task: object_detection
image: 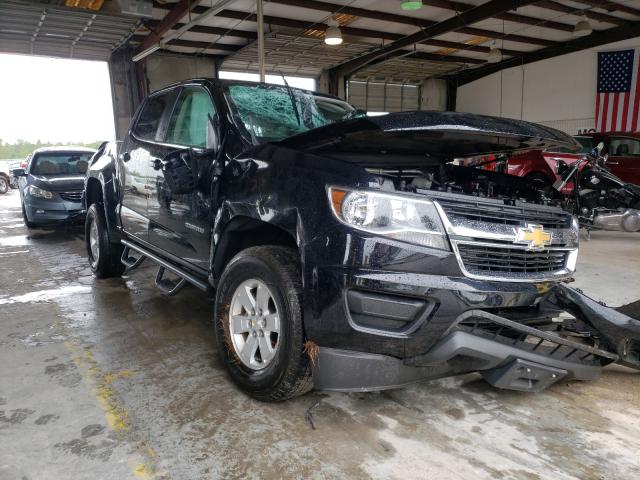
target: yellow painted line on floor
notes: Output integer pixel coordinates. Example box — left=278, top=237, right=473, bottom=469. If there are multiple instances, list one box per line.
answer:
left=64, top=340, right=169, bottom=479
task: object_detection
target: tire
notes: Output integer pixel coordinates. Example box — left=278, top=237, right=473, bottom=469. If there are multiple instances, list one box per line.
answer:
left=21, top=203, right=36, bottom=229
left=526, top=172, right=552, bottom=187
left=0, top=176, right=8, bottom=195
left=85, top=203, right=125, bottom=278
left=214, top=246, right=313, bottom=402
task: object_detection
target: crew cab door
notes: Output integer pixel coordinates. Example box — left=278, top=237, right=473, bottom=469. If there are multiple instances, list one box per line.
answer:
left=606, top=136, right=640, bottom=185
left=120, top=88, right=178, bottom=242
left=147, top=85, right=218, bottom=270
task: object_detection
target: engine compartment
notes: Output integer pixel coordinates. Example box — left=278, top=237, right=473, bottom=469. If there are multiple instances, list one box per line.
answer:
left=367, top=163, right=563, bottom=207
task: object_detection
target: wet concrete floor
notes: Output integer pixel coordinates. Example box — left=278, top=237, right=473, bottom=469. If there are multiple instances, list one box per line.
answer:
left=0, top=190, right=639, bottom=479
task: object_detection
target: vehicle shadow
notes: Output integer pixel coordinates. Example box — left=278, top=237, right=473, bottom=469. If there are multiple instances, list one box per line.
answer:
left=25, top=225, right=84, bottom=244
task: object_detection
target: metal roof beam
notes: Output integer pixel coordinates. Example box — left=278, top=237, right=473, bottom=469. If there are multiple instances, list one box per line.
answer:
left=576, top=0, right=640, bottom=18
left=141, top=0, right=202, bottom=52
left=152, top=1, right=559, bottom=47
left=451, top=21, right=640, bottom=86
left=536, top=1, right=628, bottom=26
left=146, top=13, right=525, bottom=56
left=330, top=0, right=541, bottom=77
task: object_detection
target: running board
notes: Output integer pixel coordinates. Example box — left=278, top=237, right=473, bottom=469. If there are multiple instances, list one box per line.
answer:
left=120, top=239, right=209, bottom=293
left=121, top=245, right=145, bottom=271
left=155, top=266, right=187, bottom=296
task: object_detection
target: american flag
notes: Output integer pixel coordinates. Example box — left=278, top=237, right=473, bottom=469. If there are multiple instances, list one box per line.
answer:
left=596, top=49, right=640, bottom=132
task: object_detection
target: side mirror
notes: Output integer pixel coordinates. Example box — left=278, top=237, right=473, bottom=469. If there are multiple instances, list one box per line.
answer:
left=12, top=168, right=26, bottom=177
left=162, top=149, right=195, bottom=194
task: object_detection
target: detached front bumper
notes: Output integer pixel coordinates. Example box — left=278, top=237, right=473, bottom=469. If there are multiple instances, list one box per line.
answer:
left=23, top=196, right=85, bottom=224
left=313, top=285, right=640, bottom=393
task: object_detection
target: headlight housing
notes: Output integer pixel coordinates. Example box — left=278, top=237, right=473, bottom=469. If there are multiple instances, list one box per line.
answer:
left=328, top=186, right=450, bottom=250
left=27, top=185, right=54, bottom=199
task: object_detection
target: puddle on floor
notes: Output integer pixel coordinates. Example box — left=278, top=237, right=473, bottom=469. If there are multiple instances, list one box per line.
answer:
left=0, top=285, right=91, bottom=305
left=0, top=235, right=30, bottom=247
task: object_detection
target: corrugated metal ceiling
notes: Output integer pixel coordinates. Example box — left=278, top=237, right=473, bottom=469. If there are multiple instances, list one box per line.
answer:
left=0, top=0, right=140, bottom=61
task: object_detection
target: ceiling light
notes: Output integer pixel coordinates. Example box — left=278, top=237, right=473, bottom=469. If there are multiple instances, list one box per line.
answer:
left=573, top=14, right=592, bottom=37
left=325, top=18, right=343, bottom=45
left=400, top=1, right=422, bottom=10
left=487, top=42, right=502, bottom=63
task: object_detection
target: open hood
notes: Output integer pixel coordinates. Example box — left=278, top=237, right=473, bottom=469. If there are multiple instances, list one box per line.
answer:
left=277, top=111, right=580, bottom=164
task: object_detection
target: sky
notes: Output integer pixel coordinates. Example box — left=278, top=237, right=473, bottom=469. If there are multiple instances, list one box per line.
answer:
left=0, top=54, right=319, bottom=146
left=0, top=54, right=115, bottom=145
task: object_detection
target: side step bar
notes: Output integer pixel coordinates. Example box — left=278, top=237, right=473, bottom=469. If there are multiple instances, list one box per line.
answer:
left=121, top=239, right=209, bottom=294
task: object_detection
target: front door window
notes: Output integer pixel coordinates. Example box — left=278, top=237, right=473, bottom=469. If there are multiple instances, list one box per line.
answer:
left=165, top=87, right=217, bottom=148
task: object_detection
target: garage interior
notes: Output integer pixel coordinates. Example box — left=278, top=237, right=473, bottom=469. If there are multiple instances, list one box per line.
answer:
left=1, top=1, right=640, bottom=479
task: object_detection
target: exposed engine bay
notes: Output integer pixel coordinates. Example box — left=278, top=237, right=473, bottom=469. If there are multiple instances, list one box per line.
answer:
left=368, top=163, right=562, bottom=206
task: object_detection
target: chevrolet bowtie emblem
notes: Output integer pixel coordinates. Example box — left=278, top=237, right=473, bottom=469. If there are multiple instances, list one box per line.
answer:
left=516, top=224, right=552, bottom=250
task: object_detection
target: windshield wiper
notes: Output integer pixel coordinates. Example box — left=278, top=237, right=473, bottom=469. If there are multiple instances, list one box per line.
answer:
left=279, top=72, right=301, bottom=127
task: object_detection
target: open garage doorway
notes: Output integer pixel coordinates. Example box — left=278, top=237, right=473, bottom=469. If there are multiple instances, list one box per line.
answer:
left=0, top=54, right=115, bottom=159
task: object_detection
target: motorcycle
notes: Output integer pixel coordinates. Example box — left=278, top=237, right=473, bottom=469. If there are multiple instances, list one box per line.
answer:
left=553, top=142, right=640, bottom=233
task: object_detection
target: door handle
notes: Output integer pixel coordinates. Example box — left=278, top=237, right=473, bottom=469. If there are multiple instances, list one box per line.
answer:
left=119, top=152, right=131, bottom=162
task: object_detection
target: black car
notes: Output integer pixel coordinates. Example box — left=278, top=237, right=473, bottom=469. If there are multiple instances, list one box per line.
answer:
left=14, top=146, right=95, bottom=227
left=85, top=79, right=640, bottom=401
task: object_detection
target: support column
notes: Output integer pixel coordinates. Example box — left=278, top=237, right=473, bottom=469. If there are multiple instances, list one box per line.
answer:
left=420, top=78, right=447, bottom=111
left=256, top=0, right=265, bottom=82
left=108, top=47, right=142, bottom=142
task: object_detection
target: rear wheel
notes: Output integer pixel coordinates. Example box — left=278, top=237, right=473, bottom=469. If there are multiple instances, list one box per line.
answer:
left=214, top=246, right=313, bottom=402
left=85, top=203, right=125, bottom=278
left=0, top=176, right=8, bottom=194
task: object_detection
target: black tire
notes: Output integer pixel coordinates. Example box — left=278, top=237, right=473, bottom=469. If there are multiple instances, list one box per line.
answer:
left=0, top=175, right=8, bottom=195
left=526, top=172, right=552, bottom=187
left=214, top=246, right=313, bottom=402
left=21, top=203, right=36, bottom=229
left=85, top=203, right=125, bottom=278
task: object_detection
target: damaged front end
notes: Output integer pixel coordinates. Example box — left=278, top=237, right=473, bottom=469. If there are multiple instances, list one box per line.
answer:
left=314, top=286, right=640, bottom=393
left=408, top=285, right=640, bottom=392
left=286, top=111, right=640, bottom=393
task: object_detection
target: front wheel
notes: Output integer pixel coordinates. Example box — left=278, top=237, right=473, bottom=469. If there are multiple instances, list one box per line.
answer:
left=0, top=176, right=9, bottom=194
left=214, top=246, right=313, bottom=402
left=85, top=203, right=125, bottom=278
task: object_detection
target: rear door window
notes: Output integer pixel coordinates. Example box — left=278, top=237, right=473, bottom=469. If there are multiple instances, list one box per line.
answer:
left=133, top=91, right=174, bottom=141
left=164, top=86, right=217, bottom=148
left=609, top=137, right=640, bottom=157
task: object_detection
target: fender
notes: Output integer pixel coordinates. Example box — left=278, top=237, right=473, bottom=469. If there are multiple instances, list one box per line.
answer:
left=84, top=142, right=122, bottom=242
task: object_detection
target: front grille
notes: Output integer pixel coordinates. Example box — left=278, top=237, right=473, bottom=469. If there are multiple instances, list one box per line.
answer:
left=59, top=190, right=83, bottom=202
left=457, top=243, right=568, bottom=275
left=434, top=195, right=570, bottom=229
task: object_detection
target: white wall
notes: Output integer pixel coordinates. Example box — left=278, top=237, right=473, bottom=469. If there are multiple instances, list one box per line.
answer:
left=457, top=38, right=640, bottom=134
left=145, top=53, right=217, bottom=92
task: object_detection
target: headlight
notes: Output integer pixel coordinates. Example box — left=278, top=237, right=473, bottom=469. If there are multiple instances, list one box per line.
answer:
left=328, top=187, right=450, bottom=250
left=27, top=185, right=54, bottom=199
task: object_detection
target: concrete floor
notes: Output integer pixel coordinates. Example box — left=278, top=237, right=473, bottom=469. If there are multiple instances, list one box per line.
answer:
left=0, top=189, right=639, bottom=480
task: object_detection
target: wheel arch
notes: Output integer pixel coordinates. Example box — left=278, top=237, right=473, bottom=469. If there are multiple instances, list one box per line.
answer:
left=84, top=175, right=121, bottom=242
left=210, top=215, right=299, bottom=288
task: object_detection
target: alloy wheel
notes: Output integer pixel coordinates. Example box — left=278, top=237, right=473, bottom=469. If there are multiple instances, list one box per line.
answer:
left=228, top=279, right=281, bottom=370
left=89, top=216, right=100, bottom=267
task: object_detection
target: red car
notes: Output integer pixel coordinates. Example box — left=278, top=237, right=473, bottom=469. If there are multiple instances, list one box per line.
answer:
left=503, top=133, right=640, bottom=186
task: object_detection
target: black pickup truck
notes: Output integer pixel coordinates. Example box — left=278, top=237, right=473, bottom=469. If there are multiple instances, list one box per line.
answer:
left=85, top=79, right=640, bottom=401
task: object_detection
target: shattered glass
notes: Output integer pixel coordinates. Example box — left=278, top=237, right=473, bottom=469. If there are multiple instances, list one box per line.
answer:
left=225, top=84, right=354, bottom=143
